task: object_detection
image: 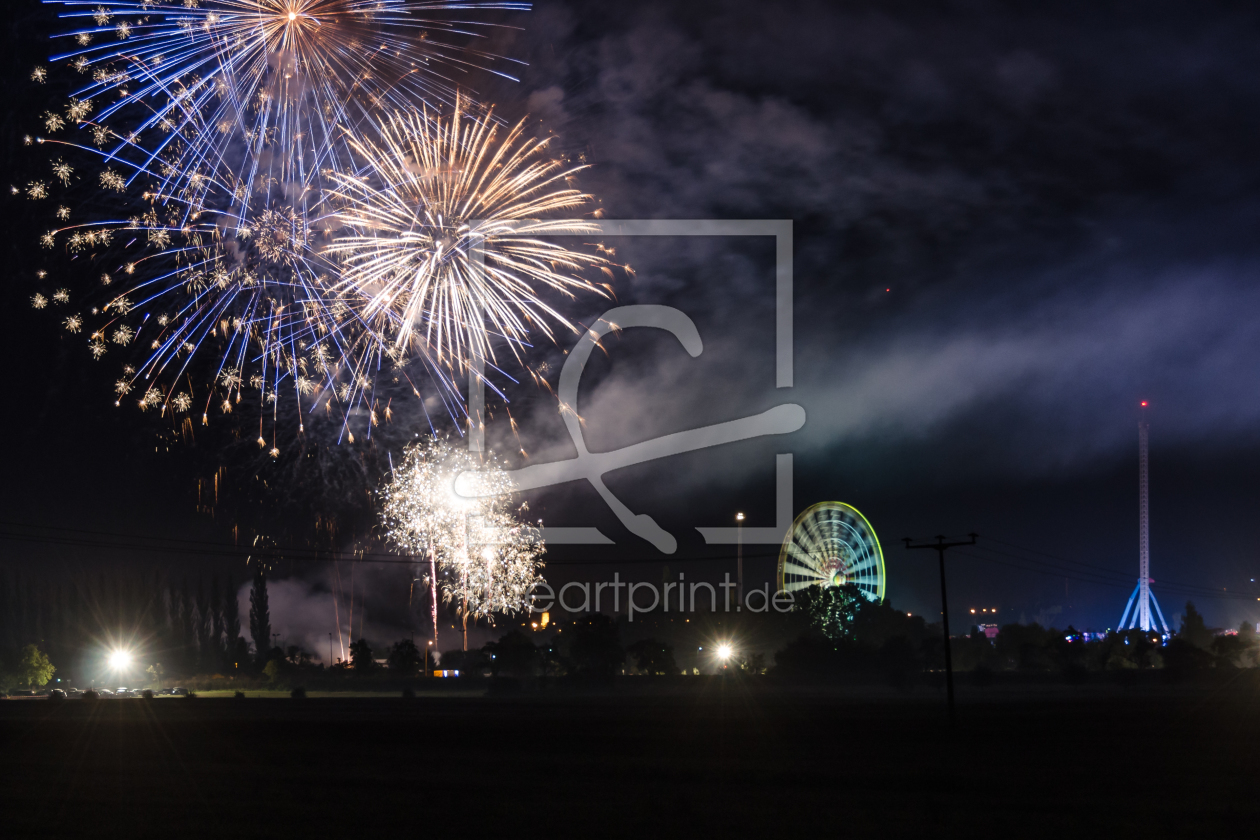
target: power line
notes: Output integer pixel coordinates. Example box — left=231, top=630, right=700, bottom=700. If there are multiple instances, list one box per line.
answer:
left=979, top=534, right=1257, bottom=600
left=0, top=521, right=779, bottom=566
left=954, top=546, right=1258, bottom=603
left=3, top=519, right=1255, bottom=603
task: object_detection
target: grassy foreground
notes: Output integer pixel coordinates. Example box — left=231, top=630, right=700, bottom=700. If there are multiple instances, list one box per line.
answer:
left=190, top=689, right=484, bottom=699
left=4, top=679, right=1258, bottom=838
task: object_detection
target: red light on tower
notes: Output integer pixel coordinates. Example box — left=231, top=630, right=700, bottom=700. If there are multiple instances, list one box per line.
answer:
left=1140, top=401, right=1148, bottom=407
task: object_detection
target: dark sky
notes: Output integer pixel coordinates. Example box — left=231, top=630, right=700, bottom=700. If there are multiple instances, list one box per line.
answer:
left=3, top=0, right=1260, bottom=644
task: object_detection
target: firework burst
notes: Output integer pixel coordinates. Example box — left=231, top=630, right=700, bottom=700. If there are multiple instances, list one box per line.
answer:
left=381, top=435, right=544, bottom=648
left=26, top=2, right=616, bottom=470
left=325, top=99, right=614, bottom=372
left=46, top=0, right=528, bottom=201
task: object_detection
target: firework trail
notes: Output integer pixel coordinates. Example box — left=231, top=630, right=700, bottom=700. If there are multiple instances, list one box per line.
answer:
left=324, top=98, right=616, bottom=373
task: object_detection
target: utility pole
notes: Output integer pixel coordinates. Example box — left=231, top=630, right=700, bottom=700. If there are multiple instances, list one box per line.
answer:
left=736, top=512, right=745, bottom=610
left=903, top=533, right=977, bottom=726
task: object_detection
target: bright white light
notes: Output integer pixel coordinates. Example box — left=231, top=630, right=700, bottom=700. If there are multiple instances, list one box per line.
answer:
left=108, top=650, right=132, bottom=670
left=716, top=644, right=732, bottom=660
left=288, top=11, right=297, bottom=21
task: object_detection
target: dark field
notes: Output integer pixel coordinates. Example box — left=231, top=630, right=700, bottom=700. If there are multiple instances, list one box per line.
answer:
left=4, top=679, right=1260, bottom=839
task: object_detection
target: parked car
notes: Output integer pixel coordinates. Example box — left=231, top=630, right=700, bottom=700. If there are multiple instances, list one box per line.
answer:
left=170, top=687, right=189, bottom=696
left=48, top=689, right=67, bottom=700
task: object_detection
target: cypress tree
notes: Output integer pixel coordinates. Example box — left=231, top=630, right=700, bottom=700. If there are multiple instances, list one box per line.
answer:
left=195, top=577, right=211, bottom=671
left=180, top=578, right=195, bottom=671
left=148, top=569, right=166, bottom=644
left=249, top=565, right=270, bottom=663
left=223, top=573, right=241, bottom=670
left=209, top=574, right=224, bottom=664
left=0, top=571, right=13, bottom=653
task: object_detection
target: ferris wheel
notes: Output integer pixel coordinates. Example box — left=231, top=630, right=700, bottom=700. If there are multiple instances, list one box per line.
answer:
left=776, top=502, right=886, bottom=603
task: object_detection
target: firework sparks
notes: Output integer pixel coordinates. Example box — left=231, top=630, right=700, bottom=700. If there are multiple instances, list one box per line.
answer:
left=380, top=435, right=545, bottom=649
left=326, top=100, right=613, bottom=371
left=44, top=0, right=528, bottom=202
left=27, top=1, right=545, bottom=450
left=27, top=0, right=615, bottom=468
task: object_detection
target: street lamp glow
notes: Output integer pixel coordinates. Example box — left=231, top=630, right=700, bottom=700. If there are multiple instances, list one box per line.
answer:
left=716, top=644, right=732, bottom=660
left=108, top=649, right=132, bottom=670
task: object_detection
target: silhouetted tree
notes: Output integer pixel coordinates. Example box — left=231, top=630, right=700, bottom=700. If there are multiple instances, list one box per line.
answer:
left=627, top=638, right=678, bottom=675
left=249, top=566, right=270, bottom=663
left=567, top=614, right=624, bottom=679
left=349, top=638, right=376, bottom=674
left=772, top=632, right=849, bottom=677
left=195, top=577, right=211, bottom=672
left=209, top=574, right=224, bottom=665
left=150, top=570, right=170, bottom=653
left=440, top=647, right=488, bottom=675
left=386, top=639, right=424, bottom=677
left=223, top=573, right=241, bottom=668
left=0, top=572, right=13, bottom=653
left=179, top=578, right=195, bottom=671
left=166, top=580, right=180, bottom=653
left=484, top=632, right=539, bottom=678
left=1179, top=601, right=1213, bottom=650
left=995, top=623, right=1053, bottom=670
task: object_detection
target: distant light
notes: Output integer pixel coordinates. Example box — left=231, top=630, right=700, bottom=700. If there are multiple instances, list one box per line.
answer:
left=716, top=644, right=732, bottom=660
left=108, top=650, right=132, bottom=670
left=735, top=512, right=745, bottom=521
left=1140, top=401, right=1148, bottom=407
left=288, top=11, right=297, bottom=20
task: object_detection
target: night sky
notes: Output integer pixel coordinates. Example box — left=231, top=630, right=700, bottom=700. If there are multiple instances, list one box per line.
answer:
left=4, top=0, right=1260, bottom=650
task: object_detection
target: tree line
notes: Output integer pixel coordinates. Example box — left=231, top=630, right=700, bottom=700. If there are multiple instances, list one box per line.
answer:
left=0, top=564, right=279, bottom=686
left=774, top=584, right=1260, bottom=682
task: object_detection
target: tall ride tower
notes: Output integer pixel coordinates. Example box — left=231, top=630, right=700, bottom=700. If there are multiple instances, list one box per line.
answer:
left=1118, top=403, right=1170, bottom=634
